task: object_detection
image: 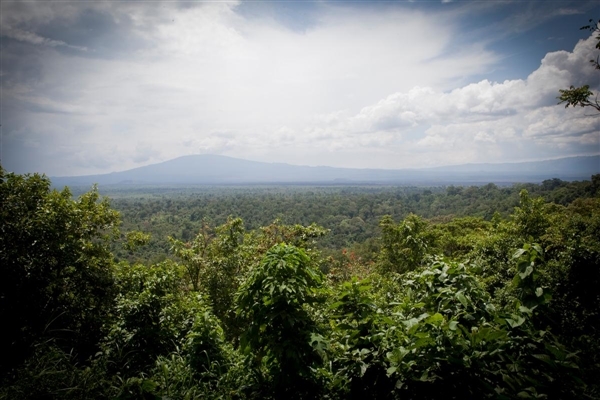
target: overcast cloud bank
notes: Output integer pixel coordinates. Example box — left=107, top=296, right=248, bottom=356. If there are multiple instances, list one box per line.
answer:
left=1, top=1, right=598, bottom=175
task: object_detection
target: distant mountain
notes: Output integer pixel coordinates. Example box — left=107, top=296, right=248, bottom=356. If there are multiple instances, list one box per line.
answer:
left=50, top=154, right=600, bottom=187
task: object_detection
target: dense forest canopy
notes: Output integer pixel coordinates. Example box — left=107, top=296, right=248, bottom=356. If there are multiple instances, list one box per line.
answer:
left=2, top=165, right=600, bottom=399
left=101, top=178, right=599, bottom=264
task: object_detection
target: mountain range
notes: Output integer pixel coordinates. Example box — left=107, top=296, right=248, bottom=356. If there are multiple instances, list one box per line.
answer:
left=50, top=154, right=600, bottom=187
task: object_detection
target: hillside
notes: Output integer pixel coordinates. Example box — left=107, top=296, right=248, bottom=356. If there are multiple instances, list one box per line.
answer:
left=50, top=154, right=600, bottom=187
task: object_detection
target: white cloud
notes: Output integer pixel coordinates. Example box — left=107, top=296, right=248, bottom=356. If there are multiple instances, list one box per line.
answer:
left=3, top=27, right=87, bottom=50
left=299, top=33, right=600, bottom=166
left=3, top=2, right=599, bottom=175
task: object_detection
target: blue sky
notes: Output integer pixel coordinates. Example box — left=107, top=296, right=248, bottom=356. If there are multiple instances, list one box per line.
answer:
left=1, top=0, right=599, bottom=176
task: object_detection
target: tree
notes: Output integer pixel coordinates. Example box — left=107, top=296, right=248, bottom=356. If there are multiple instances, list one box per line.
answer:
left=169, top=219, right=213, bottom=292
left=378, top=214, right=433, bottom=273
left=0, top=167, right=120, bottom=372
left=558, top=19, right=600, bottom=112
left=235, top=244, right=323, bottom=398
left=101, top=261, right=209, bottom=376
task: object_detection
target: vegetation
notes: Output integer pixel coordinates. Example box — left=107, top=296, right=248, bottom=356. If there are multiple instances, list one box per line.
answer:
left=102, top=179, right=599, bottom=265
left=558, top=18, right=600, bottom=112
left=1, top=164, right=600, bottom=399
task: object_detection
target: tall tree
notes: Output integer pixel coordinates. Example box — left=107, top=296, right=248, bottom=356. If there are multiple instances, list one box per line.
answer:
left=0, top=167, right=120, bottom=372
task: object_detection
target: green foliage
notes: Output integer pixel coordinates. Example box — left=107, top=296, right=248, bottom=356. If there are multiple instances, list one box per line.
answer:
left=2, top=168, right=599, bottom=398
left=558, top=84, right=599, bottom=111
left=0, top=167, right=120, bottom=373
left=395, top=259, right=580, bottom=398
left=101, top=261, right=205, bottom=376
left=141, top=309, right=237, bottom=400
left=512, top=190, right=550, bottom=240
left=185, top=308, right=228, bottom=377
left=124, top=230, right=151, bottom=252
left=0, top=342, right=111, bottom=400
left=430, top=216, right=492, bottom=259
left=379, top=214, right=433, bottom=273
left=169, top=219, right=214, bottom=292
left=256, top=219, right=329, bottom=250
left=108, top=179, right=598, bottom=263
left=236, top=244, right=324, bottom=398
left=558, top=19, right=600, bottom=112
left=533, top=198, right=600, bottom=396
left=169, top=217, right=248, bottom=339
left=324, top=257, right=583, bottom=399
left=511, top=243, right=551, bottom=309
left=326, top=278, right=394, bottom=397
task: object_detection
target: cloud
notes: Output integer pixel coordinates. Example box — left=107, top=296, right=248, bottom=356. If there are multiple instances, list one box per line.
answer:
left=3, top=27, right=87, bottom=51
left=133, top=142, right=161, bottom=163
left=2, top=1, right=598, bottom=175
left=299, top=32, right=599, bottom=165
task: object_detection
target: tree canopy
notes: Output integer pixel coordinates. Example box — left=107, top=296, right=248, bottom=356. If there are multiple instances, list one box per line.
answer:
left=2, top=167, right=600, bottom=398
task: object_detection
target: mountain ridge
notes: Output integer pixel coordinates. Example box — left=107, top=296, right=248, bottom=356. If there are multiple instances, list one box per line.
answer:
left=50, top=154, right=600, bottom=187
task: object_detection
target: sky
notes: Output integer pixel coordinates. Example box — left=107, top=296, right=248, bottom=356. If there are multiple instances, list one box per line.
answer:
left=1, top=0, right=599, bottom=176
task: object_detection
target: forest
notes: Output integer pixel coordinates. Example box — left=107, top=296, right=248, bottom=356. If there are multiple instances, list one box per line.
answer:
left=1, top=167, right=600, bottom=399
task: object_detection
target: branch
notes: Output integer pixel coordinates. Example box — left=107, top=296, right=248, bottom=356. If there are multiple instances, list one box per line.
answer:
left=558, top=85, right=600, bottom=112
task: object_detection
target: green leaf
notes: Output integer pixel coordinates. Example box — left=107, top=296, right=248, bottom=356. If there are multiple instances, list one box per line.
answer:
left=330, top=301, right=345, bottom=310
left=519, top=265, right=534, bottom=280
left=426, top=313, right=444, bottom=326
left=506, top=315, right=526, bottom=328
left=519, top=305, right=533, bottom=315
left=403, top=317, right=420, bottom=330
left=532, top=353, right=554, bottom=366
left=456, top=292, right=468, bottom=307
left=513, top=248, right=527, bottom=259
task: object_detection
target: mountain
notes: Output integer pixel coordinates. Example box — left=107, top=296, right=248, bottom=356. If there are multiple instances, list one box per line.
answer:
left=50, top=154, right=600, bottom=187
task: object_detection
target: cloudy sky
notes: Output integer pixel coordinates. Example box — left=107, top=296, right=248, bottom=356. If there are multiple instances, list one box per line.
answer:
left=1, top=0, right=599, bottom=176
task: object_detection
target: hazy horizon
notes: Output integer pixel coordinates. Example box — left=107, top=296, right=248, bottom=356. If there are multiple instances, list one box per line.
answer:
left=51, top=153, right=600, bottom=178
left=2, top=1, right=599, bottom=176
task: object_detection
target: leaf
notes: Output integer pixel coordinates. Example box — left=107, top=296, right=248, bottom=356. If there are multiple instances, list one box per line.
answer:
left=419, top=370, right=431, bottom=382
left=506, top=315, right=526, bottom=328
left=414, top=335, right=435, bottom=348
left=519, top=305, right=532, bottom=315
left=403, top=317, right=420, bottom=330
left=426, top=313, right=444, bottom=325
left=518, top=265, right=534, bottom=280
left=485, top=303, right=497, bottom=314
left=329, top=301, right=345, bottom=310
left=513, top=248, right=527, bottom=259
left=535, top=287, right=543, bottom=297
left=546, top=344, right=566, bottom=361
left=517, top=391, right=533, bottom=398
left=478, top=327, right=507, bottom=342
left=456, top=292, right=468, bottom=307
left=360, top=362, right=368, bottom=377
left=532, top=353, right=554, bottom=366
left=448, top=320, right=459, bottom=331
